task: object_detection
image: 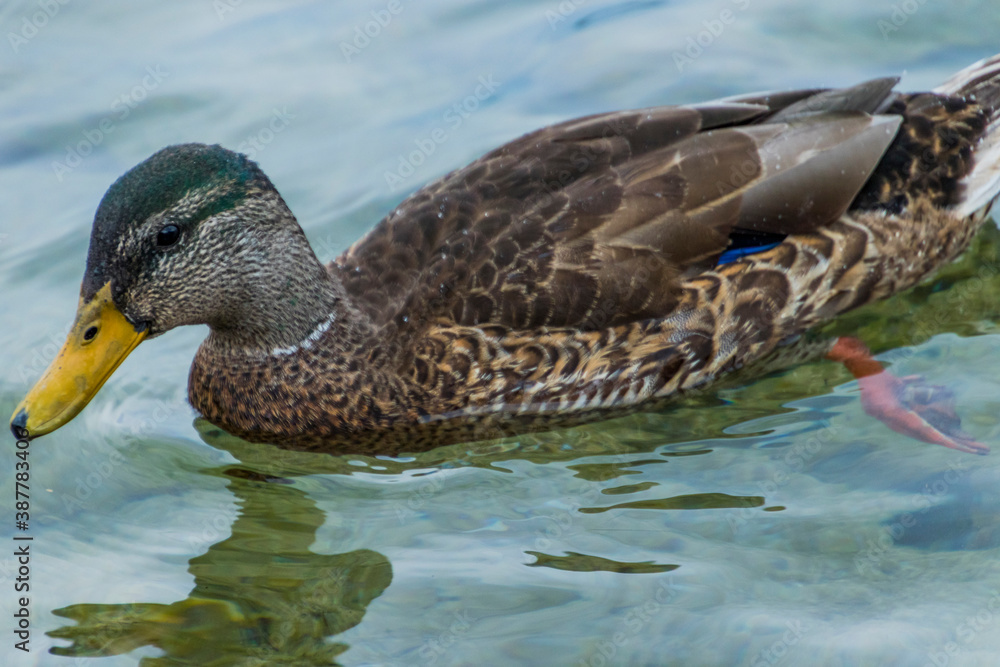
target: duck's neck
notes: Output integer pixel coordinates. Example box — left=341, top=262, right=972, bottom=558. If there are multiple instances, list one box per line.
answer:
left=205, top=225, right=366, bottom=355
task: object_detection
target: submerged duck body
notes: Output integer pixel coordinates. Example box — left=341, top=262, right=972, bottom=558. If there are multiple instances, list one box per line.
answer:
left=11, top=54, right=1000, bottom=451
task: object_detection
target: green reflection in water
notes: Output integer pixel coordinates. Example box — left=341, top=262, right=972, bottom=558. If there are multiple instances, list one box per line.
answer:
left=579, top=493, right=765, bottom=514
left=48, top=471, right=392, bottom=665
left=526, top=551, right=679, bottom=574
left=196, top=417, right=721, bottom=479
left=602, top=481, right=660, bottom=495
left=568, top=459, right=669, bottom=482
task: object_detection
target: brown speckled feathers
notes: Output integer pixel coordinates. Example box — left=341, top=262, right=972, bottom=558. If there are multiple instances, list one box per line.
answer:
left=181, top=55, right=1000, bottom=452
left=334, top=96, right=900, bottom=333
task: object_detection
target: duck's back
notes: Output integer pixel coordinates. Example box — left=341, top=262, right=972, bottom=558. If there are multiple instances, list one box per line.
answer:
left=330, top=68, right=990, bottom=341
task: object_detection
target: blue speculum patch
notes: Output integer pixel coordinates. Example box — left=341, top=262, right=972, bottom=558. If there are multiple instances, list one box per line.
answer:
left=717, top=242, right=782, bottom=265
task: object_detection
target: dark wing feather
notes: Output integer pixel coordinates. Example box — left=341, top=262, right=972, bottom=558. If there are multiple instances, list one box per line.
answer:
left=333, top=84, right=901, bottom=333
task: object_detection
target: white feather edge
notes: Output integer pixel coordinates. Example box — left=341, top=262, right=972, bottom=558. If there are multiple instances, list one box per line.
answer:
left=954, top=119, right=1000, bottom=219
left=933, top=53, right=1000, bottom=96
left=934, top=54, right=1000, bottom=219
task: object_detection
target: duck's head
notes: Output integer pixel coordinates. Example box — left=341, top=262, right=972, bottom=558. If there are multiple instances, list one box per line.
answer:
left=10, top=143, right=333, bottom=440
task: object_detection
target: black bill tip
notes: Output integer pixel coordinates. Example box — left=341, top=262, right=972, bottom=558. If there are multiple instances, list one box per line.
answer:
left=10, top=409, right=29, bottom=440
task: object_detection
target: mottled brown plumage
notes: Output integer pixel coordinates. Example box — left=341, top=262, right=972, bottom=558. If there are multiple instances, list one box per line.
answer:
left=12, top=54, right=1000, bottom=453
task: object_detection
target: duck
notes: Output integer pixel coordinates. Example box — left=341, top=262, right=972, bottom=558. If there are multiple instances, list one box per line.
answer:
left=10, top=53, right=1000, bottom=454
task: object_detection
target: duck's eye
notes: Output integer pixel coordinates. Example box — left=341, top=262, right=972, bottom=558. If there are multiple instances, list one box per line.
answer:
left=156, top=224, right=180, bottom=248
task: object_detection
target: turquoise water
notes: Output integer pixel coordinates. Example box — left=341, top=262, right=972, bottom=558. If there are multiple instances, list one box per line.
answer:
left=2, top=1, right=1000, bottom=664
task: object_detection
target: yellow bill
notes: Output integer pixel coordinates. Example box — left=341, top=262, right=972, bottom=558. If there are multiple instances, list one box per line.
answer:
left=10, top=283, right=146, bottom=439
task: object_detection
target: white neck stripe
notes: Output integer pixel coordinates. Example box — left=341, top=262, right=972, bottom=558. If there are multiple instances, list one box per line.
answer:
left=270, top=311, right=337, bottom=357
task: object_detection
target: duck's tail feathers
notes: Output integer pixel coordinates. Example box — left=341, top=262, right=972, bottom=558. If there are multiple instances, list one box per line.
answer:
left=937, top=53, right=1000, bottom=220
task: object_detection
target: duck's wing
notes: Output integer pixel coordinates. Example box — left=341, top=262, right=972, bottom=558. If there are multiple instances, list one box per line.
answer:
left=333, top=81, right=901, bottom=332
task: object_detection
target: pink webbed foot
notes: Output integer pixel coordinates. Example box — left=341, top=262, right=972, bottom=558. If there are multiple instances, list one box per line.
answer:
left=826, top=338, right=989, bottom=455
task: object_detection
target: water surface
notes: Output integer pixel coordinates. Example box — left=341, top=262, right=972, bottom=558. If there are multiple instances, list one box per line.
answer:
left=2, top=1, right=1000, bottom=665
